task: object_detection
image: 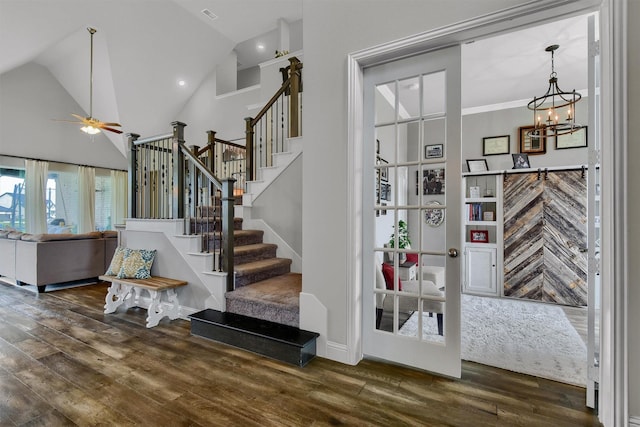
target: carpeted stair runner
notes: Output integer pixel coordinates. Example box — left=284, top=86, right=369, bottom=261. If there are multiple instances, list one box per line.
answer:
left=189, top=209, right=311, bottom=365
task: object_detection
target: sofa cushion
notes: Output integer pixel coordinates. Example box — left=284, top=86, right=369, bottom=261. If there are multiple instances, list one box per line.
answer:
left=102, top=230, right=118, bottom=239
left=117, top=248, right=157, bottom=279
left=20, top=231, right=102, bottom=242
left=105, top=246, right=127, bottom=276
left=7, top=231, right=24, bottom=240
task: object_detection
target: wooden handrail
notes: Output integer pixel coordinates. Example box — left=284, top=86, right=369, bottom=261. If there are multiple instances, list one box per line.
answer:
left=244, top=57, right=303, bottom=183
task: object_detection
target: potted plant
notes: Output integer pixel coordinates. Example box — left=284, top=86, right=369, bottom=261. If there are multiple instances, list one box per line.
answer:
left=389, top=220, right=411, bottom=263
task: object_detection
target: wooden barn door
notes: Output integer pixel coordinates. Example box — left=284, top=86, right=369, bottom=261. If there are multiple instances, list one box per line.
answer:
left=503, top=170, right=587, bottom=306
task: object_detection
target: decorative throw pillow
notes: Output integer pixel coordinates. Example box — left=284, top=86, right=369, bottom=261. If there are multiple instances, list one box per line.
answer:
left=381, top=263, right=402, bottom=291
left=105, top=246, right=127, bottom=276
left=406, top=253, right=419, bottom=264
left=117, top=248, right=157, bottom=279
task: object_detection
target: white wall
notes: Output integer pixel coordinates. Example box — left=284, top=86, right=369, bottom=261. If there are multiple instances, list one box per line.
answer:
left=462, top=101, right=589, bottom=171
left=250, top=154, right=303, bottom=255
left=628, top=0, right=640, bottom=418
left=176, top=55, right=300, bottom=147
left=0, top=62, right=127, bottom=170
left=302, top=0, right=530, bottom=346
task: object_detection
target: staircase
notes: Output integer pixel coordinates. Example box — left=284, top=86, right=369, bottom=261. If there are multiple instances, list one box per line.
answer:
left=190, top=206, right=301, bottom=328
left=189, top=198, right=318, bottom=366
left=127, top=57, right=316, bottom=365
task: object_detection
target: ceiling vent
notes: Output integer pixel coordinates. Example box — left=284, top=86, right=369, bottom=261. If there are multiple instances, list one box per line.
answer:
left=201, top=9, right=218, bottom=21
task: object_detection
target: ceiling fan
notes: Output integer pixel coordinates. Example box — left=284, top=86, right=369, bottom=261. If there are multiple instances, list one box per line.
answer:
left=55, top=27, right=122, bottom=135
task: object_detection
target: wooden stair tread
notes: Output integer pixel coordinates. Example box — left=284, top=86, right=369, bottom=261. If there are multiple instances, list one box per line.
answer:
left=226, top=273, right=301, bottom=306
left=234, top=243, right=278, bottom=254
left=234, top=258, right=292, bottom=276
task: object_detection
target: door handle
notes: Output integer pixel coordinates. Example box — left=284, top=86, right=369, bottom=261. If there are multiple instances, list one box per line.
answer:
left=448, top=248, right=459, bottom=258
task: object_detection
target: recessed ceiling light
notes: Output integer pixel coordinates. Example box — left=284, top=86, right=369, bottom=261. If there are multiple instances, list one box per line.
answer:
left=257, top=43, right=265, bottom=51
left=178, top=80, right=186, bottom=87
left=201, top=9, right=218, bottom=20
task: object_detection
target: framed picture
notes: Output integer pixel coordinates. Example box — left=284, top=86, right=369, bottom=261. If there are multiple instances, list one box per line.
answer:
left=380, top=183, right=391, bottom=201
left=556, top=127, right=588, bottom=149
left=482, top=135, right=510, bottom=156
left=422, top=168, right=445, bottom=195
left=470, top=229, right=489, bottom=243
left=466, top=159, right=489, bottom=173
left=377, top=157, right=389, bottom=182
left=512, top=153, right=530, bottom=169
left=519, top=126, right=547, bottom=155
left=425, top=143, right=444, bottom=159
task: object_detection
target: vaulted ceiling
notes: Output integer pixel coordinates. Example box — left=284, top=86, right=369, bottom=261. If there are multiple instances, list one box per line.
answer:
left=0, top=1, right=590, bottom=157
left=0, top=0, right=302, bottom=154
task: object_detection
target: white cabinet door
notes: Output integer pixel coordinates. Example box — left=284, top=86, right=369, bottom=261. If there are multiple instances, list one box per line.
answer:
left=464, top=246, right=497, bottom=296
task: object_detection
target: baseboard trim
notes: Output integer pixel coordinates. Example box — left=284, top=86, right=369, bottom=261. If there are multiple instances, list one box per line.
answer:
left=326, top=341, right=351, bottom=365
left=629, top=416, right=640, bottom=427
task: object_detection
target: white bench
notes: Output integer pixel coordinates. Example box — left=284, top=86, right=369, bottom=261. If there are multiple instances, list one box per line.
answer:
left=99, top=275, right=187, bottom=328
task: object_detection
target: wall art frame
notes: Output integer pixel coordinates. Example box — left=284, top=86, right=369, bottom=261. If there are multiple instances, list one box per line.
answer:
left=466, top=159, right=489, bottom=173
left=556, top=126, right=588, bottom=149
left=425, top=143, right=444, bottom=159
left=519, top=126, right=547, bottom=155
left=482, top=135, right=510, bottom=156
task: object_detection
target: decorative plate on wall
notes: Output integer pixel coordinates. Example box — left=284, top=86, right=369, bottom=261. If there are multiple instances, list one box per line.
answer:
left=424, top=201, right=445, bottom=227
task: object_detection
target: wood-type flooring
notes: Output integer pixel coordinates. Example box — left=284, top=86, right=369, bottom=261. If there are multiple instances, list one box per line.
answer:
left=0, top=281, right=601, bottom=426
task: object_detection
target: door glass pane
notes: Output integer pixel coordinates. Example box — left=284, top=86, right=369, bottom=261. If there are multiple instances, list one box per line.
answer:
left=375, top=125, right=396, bottom=165
left=423, top=71, right=445, bottom=116
left=398, top=121, right=421, bottom=164
left=375, top=81, right=396, bottom=125
left=423, top=118, right=446, bottom=159
left=398, top=76, right=420, bottom=120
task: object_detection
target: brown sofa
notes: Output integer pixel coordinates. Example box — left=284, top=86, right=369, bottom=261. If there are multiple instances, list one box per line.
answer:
left=0, top=229, right=117, bottom=293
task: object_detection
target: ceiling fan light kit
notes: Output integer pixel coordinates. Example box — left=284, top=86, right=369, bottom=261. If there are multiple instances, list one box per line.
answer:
left=54, top=27, right=123, bottom=135
left=527, top=44, right=584, bottom=138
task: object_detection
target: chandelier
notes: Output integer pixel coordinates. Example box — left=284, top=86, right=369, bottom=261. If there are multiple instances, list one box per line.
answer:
left=527, top=44, right=584, bottom=137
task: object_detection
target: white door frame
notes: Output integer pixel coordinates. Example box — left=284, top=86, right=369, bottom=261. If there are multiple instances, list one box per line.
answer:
left=345, top=0, right=627, bottom=424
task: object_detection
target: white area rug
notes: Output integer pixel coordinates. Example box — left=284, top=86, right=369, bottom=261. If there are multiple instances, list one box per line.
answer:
left=399, top=294, right=587, bottom=386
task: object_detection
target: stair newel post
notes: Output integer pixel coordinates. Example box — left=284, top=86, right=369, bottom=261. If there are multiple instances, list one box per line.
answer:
left=245, top=117, right=255, bottom=183
left=127, top=133, right=140, bottom=219
left=221, top=178, right=236, bottom=290
left=288, top=57, right=301, bottom=138
left=171, top=121, right=186, bottom=221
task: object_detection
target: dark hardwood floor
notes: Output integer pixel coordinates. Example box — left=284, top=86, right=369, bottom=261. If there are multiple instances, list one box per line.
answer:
left=0, top=280, right=601, bottom=426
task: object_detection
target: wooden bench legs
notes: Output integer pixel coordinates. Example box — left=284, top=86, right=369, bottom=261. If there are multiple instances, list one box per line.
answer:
left=104, top=282, right=183, bottom=328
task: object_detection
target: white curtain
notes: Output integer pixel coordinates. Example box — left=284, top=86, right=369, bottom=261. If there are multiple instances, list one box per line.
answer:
left=25, top=160, right=49, bottom=234
left=77, top=166, right=95, bottom=233
left=110, top=170, right=128, bottom=229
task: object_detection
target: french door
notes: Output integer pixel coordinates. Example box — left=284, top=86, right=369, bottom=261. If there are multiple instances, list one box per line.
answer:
left=586, top=13, right=601, bottom=409
left=362, top=45, right=462, bottom=377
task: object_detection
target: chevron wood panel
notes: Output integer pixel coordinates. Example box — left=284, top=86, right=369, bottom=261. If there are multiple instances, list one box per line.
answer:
left=542, top=171, right=587, bottom=306
left=502, top=171, right=587, bottom=307
left=503, top=174, right=544, bottom=299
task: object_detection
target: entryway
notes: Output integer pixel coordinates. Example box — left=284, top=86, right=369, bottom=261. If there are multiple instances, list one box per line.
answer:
left=358, top=6, right=602, bottom=409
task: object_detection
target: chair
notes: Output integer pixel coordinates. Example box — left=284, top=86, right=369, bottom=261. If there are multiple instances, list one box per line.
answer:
left=375, top=263, right=444, bottom=335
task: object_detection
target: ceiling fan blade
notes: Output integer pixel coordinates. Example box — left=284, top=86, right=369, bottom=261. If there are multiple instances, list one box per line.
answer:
left=70, top=113, right=87, bottom=121
left=101, top=122, right=122, bottom=127
left=100, top=126, right=123, bottom=134
left=52, top=119, right=83, bottom=124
